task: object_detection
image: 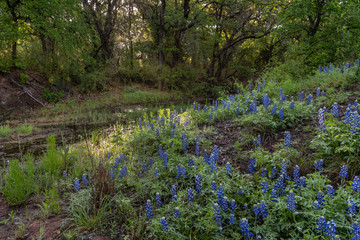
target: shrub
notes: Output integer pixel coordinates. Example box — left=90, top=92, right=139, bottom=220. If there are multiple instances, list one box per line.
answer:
left=42, top=135, right=63, bottom=176
left=2, top=158, right=35, bottom=205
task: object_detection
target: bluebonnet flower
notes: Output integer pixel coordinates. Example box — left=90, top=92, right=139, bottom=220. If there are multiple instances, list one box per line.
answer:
left=110, top=169, right=113, bottom=180
left=195, top=174, right=202, bottom=193
left=203, top=150, right=210, bottom=165
left=351, top=222, right=360, bottom=240
left=340, top=165, right=348, bottom=179
left=182, top=133, right=187, bottom=152
left=156, top=193, right=162, bottom=207
left=145, top=200, right=153, bottom=219
left=171, top=185, right=177, bottom=201
left=340, top=65, right=345, bottom=73
left=352, top=176, right=360, bottom=193
left=195, top=137, right=200, bottom=156
left=122, top=165, right=128, bottom=177
left=260, top=168, right=268, bottom=177
left=257, top=82, right=261, bottom=92
left=188, top=188, right=194, bottom=202
left=158, top=144, right=163, bottom=158
left=239, top=218, right=254, bottom=239
left=270, top=167, right=277, bottom=180
left=316, top=191, right=325, bottom=207
left=230, top=199, right=237, bottom=212
left=347, top=198, right=358, bottom=216
left=316, top=88, right=321, bottom=97
left=142, top=161, right=147, bottom=172
left=82, top=174, right=88, bottom=186
left=209, top=113, right=212, bottom=120
left=289, top=100, right=295, bottom=109
left=345, top=107, right=352, bottom=124
left=325, top=220, right=337, bottom=238
left=321, top=90, right=325, bottom=96
left=330, top=103, right=339, bottom=118
left=273, top=175, right=285, bottom=195
left=170, top=128, right=174, bottom=139
left=280, top=160, right=288, bottom=179
left=271, top=102, right=277, bottom=115
left=154, top=168, right=159, bottom=178
left=357, top=59, right=360, bottom=65
left=319, top=66, right=322, bottom=73
left=62, top=170, right=67, bottom=178
left=156, top=128, right=160, bottom=137
left=160, top=217, right=168, bottom=231
left=307, top=94, right=312, bottom=105
left=259, top=201, right=268, bottom=219
left=350, top=111, right=359, bottom=134
left=327, top=185, right=335, bottom=198
left=213, top=203, right=222, bottom=226
left=248, top=82, right=252, bottom=90
left=346, top=62, right=350, bottom=68
left=324, top=67, right=329, bottom=74
left=188, top=158, right=194, bottom=167
left=211, top=181, right=217, bottom=192
left=261, top=181, right=270, bottom=193
left=217, top=184, right=224, bottom=206
left=316, top=216, right=327, bottom=231
left=174, top=207, right=181, bottom=218
left=299, top=91, right=304, bottom=101
left=253, top=96, right=257, bottom=106
left=193, top=102, right=196, bottom=110
left=262, top=94, right=270, bottom=109
left=248, top=158, right=256, bottom=174
left=286, top=190, right=297, bottom=212
left=249, top=102, right=258, bottom=114
left=162, top=152, right=168, bottom=168
left=237, top=187, right=243, bottom=195
left=74, top=178, right=80, bottom=191
left=229, top=214, right=236, bottom=224
left=227, top=102, right=231, bottom=110
left=210, top=152, right=217, bottom=173
left=176, top=164, right=182, bottom=178
left=279, top=108, right=284, bottom=121
left=354, top=100, right=359, bottom=111
left=198, top=103, right=201, bottom=111
left=313, top=200, right=321, bottom=210
left=314, top=159, right=324, bottom=174
left=236, top=107, right=240, bottom=115
left=284, top=131, right=291, bottom=149
left=149, top=158, right=154, bottom=166
left=221, top=196, right=229, bottom=211
left=138, top=118, right=142, bottom=131
left=279, top=87, right=283, bottom=97
left=318, top=108, right=326, bottom=131
left=225, top=162, right=231, bottom=175
left=254, top=135, right=262, bottom=147
left=293, top=165, right=300, bottom=182
left=299, top=176, right=306, bottom=188
left=119, top=168, right=124, bottom=179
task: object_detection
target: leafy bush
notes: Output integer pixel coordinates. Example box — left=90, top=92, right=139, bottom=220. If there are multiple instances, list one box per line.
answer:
left=42, top=135, right=63, bottom=176
left=2, top=158, right=35, bottom=205
left=19, top=73, right=29, bottom=85
left=43, top=88, right=65, bottom=103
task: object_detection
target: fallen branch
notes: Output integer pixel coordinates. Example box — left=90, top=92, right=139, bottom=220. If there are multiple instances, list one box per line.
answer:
left=10, top=78, right=45, bottom=107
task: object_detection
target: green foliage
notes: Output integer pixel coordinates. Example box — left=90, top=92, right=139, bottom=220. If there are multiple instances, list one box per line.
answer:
left=0, top=123, right=34, bottom=138
left=311, top=115, right=360, bottom=177
left=2, top=158, right=35, bottom=206
left=42, top=135, right=63, bottom=176
left=38, top=185, right=61, bottom=218
left=43, top=88, right=65, bottom=103
left=19, top=73, right=28, bottom=84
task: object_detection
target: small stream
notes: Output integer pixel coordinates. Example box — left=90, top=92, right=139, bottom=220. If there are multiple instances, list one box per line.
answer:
left=0, top=98, right=212, bottom=164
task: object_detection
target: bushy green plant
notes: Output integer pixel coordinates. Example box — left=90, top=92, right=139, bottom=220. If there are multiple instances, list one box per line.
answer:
left=19, top=73, right=29, bottom=85
left=43, top=88, right=65, bottom=103
left=2, top=158, right=35, bottom=205
left=42, top=135, right=63, bottom=176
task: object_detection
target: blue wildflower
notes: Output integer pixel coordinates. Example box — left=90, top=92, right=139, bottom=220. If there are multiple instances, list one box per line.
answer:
left=225, top=162, right=231, bottom=175
left=122, top=165, right=128, bottom=177
left=317, top=216, right=327, bottom=231
left=299, top=91, right=304, bottom=101
left=273, top=175, right=285, bottom=195
left=174, top=207, right=181, bottom=218
left=340, top=165, right=348, bottom=180
left=229, top=214, right=236, bottom=224
left=211, top=181, right=217, bottom=192
left=280, top=160, right=288, bottom=179
left=182, top=133, right=187, bottom=152
left=318, top=108, right=326, bottom=131
left=239, top=218, right=254, bottom=239
left=149, top=158, right=154, bottom=166
left=261, top=181, right=270, bottom=193
left=213, top=145, right=219, bottom=161
left=279, top=108, right=284, bottom=121
left=331, top=103, right=339, bottom=118
left=162, top=152, right=168, bottom=168
left=110, top=169, right=113, bottom=180
left=237, top=187, right=243, bottom=195
left=289, top=100, right=295, bottom=109
left=307, top=94, right=312, bottom=105
left=345, top=107, right=352, bottom=124
left=254, top=135, right=262, bottom=147
left=286, top=190, right=297, bottom=212
left=142, top=161, right=147, bottom=172
left=154, top=168, right=159, bottom=178
left=270, top=167, right=277, bottom=180
left=316, top=191, right=325, bottom=207
left=213, top=203, right=222, bottom=226
left=160, top=217, right=168, bottom=231
left=347, top=199, right=358, bottom=216
left=324, top=220, right=337, bottom=238
left=74, top=178, right=80, bottom=191
left=195, top=174, right=202, bottom=194
left=316, top=88, right=321, bottom=97
left=156, top=128, right=159, bottom=137
left=352, top=176, right=360, bottom=193
left=155, top=193, right=162, bottom=207
left=195, top=137, right=200, bottom=156
left=248, top=158, right=256, bottom=174
left=260, top=168, right=268, bottom=178
left=62, top=170, right=67, bottom=178
left=171, top=185, right=177, bottom=201
left=217, top=184, right=224, bottom=206
left=314, top=160, right=324, bottom=174
left=351, top=222, right=360, bottom=240
left=145, top=200, right=153, bottom=219
left=350, top=111, right=359, bottom=134
left=188, top=158, right=194, bottom=167
left=271, top=102, right=277, bottom=115
left=263, top=94, right=270, bottom=109
left=158, top=144, right=163, bottom=158
left=313, top=200, right=321, bottom=210
left=221, top=196, right=229, bottom=211
left=284, top=131, right=291, bottom=149
left=188, top=188, right=194, bottom=202
left=327, top=185, right=335, bottom=198
left=230, top=199, right=237, bottom=212
left=82, top=174, right=88, bottom=186
left=210, top=152, right=217, bottom=173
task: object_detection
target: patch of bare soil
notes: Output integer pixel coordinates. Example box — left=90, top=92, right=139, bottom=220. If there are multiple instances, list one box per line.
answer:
left=0, top=70, right=53, bottom=121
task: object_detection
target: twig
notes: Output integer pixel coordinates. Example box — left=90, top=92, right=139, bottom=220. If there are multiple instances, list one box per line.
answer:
left=10, top=78, right=45, bottom=107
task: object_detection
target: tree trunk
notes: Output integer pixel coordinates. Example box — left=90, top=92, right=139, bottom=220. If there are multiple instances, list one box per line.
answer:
left=157, top=0, right=166, bottom=90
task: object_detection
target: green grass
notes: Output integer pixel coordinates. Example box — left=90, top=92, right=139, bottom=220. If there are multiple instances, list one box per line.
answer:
left=0, top=123, right=35, bottom=138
